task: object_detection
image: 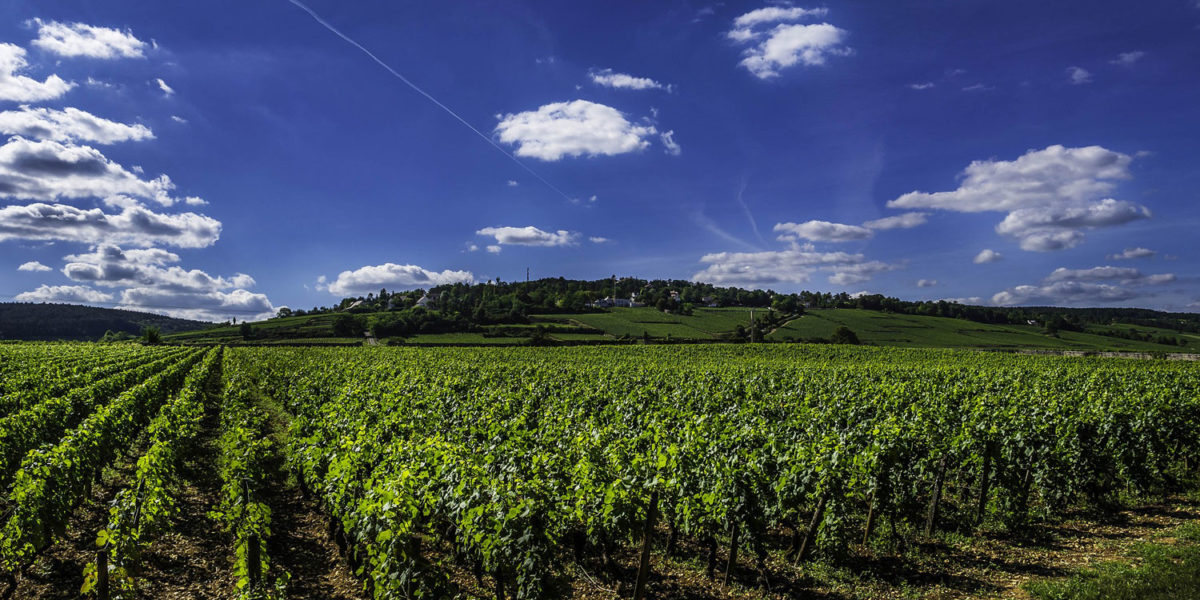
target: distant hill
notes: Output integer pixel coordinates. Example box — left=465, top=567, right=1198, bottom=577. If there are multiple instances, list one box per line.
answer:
left=0, top=303, right=210, bottom=341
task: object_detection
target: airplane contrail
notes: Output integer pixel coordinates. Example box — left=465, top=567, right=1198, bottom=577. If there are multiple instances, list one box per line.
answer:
left=285, top=0, right=573, bottom=201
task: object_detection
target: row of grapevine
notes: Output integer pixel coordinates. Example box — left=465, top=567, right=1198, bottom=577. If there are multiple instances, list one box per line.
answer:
left=232, top=345, right=1200, bottom=599
left=81, top=347, right=222, bottom=598
left=213, top=354, right=286, bottom=598
left=0, top=347, right=192, bottom=487
left=0, top=346, right=176, bottom=417
left=0, top=348, right=204, bottom=574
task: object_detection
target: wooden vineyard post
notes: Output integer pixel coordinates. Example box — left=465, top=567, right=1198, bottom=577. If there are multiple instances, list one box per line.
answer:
left=796, top=494, right=827, bottom=564
left=97, top=550, right=109, bottom=600
left=976, top=442, right=993, bottom=526
left=925, top=457, right=947, bottom=536
left=862, top=489, right=877, bottom=546
left=722, top=521, right=740, bottom=588
left=247, top=533, right=261, bottom=591
left=632, top=491, right=658, bottom=600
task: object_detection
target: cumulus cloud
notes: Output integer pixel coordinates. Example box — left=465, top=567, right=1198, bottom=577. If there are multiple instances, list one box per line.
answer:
left=17, top=260, right=51, bottom=272
left=908, top=82, right=935, bottom=90
left=322, top=263, right=474, bottom=296
left=728, top=6, right=829, bottom=41
left=42, top=243, right=271, bottom=320
left=156, top=78, right=174, bottom=95
left=728, top=6, right=850, bottom=79
left=0, top=106, right=153, bottom=144
left=476, top=225, right=578, bottom=247
left=589, top=236, right=610, bottom=244
left=889, top=145, right=1148, bottom=251
left=992, top=265, right=1176, bottom=306
left=974, top=249, right=1003, bottom=264
left=917, top=279, right=938, bottom=288
left=1110, top=51, right=1145, bottom=66
left=1066, top=66, right=1092, bottom=85
left=0, top=202, right=221, bottom=248
left=1108, top=247, right=1156, bottom=260
left=692, top=246, right=897, bottom=288
left=506, top=180, right=518, bottom=187
left=1044, top=265, right=1175, bottom=285
left=494, top=100, right=658, bottom=160
left=118, top=287, right=273, bottom=321
left=863, top=212, right=928, bottom=230
left=0, top=43, right=74, bottom=102
left=774, top=220, right=873, bottom=242
left=15, top=284, right=112, bottom=303
left=61, top=244, right=253, bottom=291
left=827, top=261, right=898, bottom=285
left=31, top=19, right=147, bottom=59
left=486, top=245, right=501, bottom=254
left=660, top=130, right=681, bottom=156
left=0, top=137, right=186, bottom=205
left=588, top=68, right=671, bottom=91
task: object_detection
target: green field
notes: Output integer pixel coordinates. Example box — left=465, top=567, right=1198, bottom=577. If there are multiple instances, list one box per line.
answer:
left=767, top=309, right=1189, bottom=352
left=162, top=306, right=1194, bottom=353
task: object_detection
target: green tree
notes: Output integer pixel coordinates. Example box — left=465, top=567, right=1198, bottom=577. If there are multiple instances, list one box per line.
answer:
left=141, top=326, right=162, bottom=345
left=830, top=326, right=860, bottom=345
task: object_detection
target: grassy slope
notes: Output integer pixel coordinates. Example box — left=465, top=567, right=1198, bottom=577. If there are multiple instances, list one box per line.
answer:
left=166, top=306, right=1191, bottom=352
left=766, top=309, right=1188, bottom=352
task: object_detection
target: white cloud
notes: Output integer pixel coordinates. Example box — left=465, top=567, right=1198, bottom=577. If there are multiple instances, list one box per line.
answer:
left=0, top=202, right=221, bottom=248
left=15, top=284, right=112, bottom=304
left=155, top=78, right=174, bottom=95
left=660, top=130, right=681, bottom=156
left=774, top=220, right=873, bottom=242
left=588, top=68, right=671, bottom=91
left=974, top=249, right=1003, bottom=264
left=17, top=260, right=51, bottom=272
left=692, top=246, right=899, bottom=288
left=506, top=180, right=518, bottom=187
left=917, top=279, right=938, bottom=288
left=31, top=19, right=147, bottom=59
left=570, top=195, right=598, bottom=205
left=466, top=243, right=479, bottom=252
left=942, top=296, right=983, bottom=305
left=183, top=196, right=207, bottom=206
left=995, top=199, right=1150, bottom=251
left=863, top=212, right=928, bottom=230
left=494, top=100, right=657, bottom=161
left=908, top=82, right=935, bottom=90
left=728, top=6, right=829, bottom=41
left=476, top=225, right=578, bottom=247
left=0, top=43, right=74, bottom=102
left=1110, top=51, right=1145, bottom=66
left=1108, top=247, right=1156, bottom=260
left=827, top=261, right=897, bottom=285
left=0, top=106, right=153, bottom=144
left=323, top=263, right=474, bottom=295
left=962, top=83, right=991, bottom=92
left=736, top=23, right=851, bottom=79
left=589, top=236, right=610, bottom=244
left=118, top=287, right=273, bottom=322
left=60, top=244, right=254, bottom=291
left=0, top=137, right=184, bottom=205
left=727, top=6, right=849, bottom=78
left=171, top=115, right=188, bottom=124
left=992, top=265, right=1175, bottom=306
left=486, top=245, right=502, bottom=254
left=1066, top=66, right=1092, bottom=85
left=889, top=145, right=1148, bottom=251
left=1043, top=265, right=1174, bottom=285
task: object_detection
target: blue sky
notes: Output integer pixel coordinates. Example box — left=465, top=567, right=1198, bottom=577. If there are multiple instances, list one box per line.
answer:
left=1, top=0, right=1198, bottom=320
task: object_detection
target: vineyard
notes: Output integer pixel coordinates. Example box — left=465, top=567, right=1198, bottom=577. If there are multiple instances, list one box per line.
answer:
left=1, top=342, right=1199, bottom=599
